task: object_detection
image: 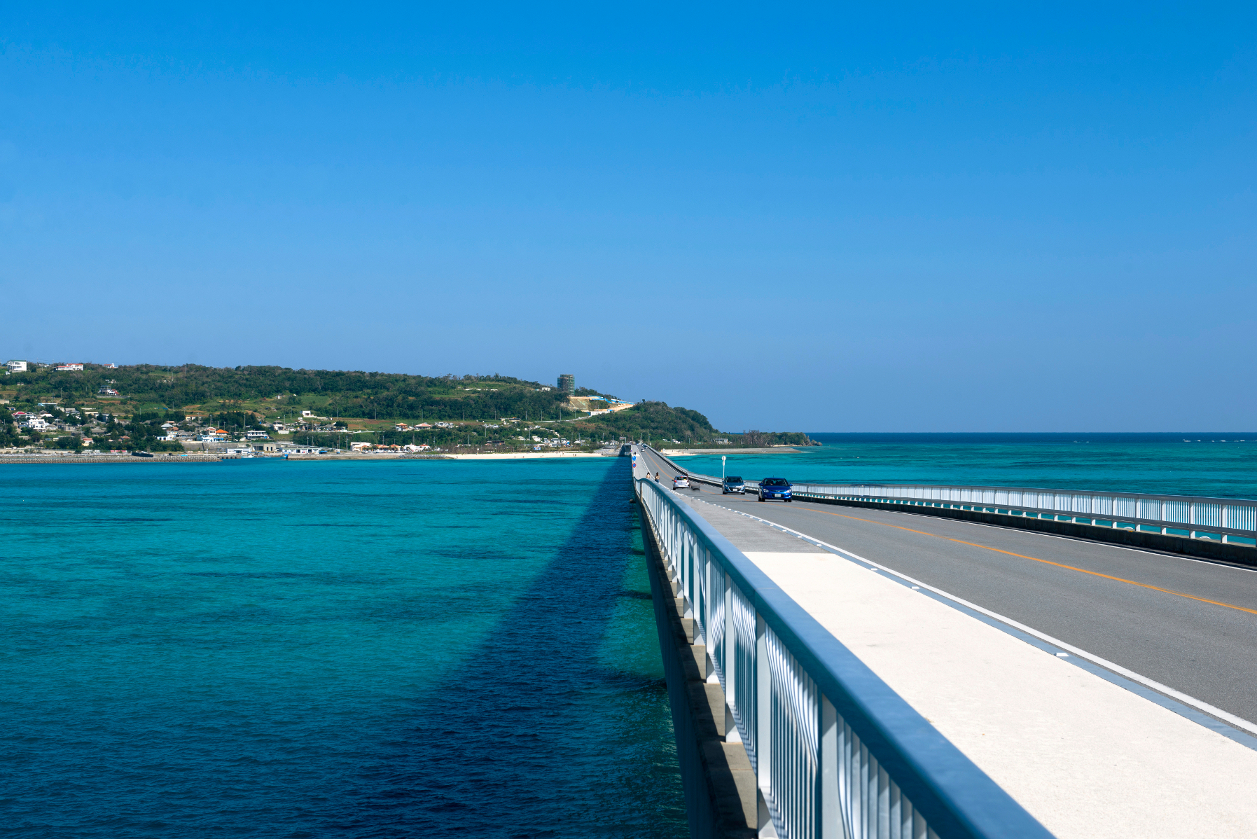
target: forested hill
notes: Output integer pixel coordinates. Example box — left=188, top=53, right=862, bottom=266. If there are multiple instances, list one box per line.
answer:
left=580, top=402, right=813, bottom=447
left=1, top=363, right=814, bottom=448
left=5, top=364, right=584, bottom=422
left=583, top=401, right=716, bottom=440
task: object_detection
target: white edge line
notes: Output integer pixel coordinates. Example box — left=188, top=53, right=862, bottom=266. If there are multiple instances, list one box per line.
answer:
left=693, top=497, right=1257, bottom=738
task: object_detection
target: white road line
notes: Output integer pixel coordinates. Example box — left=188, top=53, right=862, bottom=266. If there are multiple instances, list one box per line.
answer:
left=695, top=498, right=1257, bottom=738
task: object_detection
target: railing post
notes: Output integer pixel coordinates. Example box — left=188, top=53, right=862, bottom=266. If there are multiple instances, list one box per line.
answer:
left=685, top=532, right=694, bottom=620
left=725, top=576, right=736, bottom=737
left=757, top=613, right=776, bottom=837
left=702, top=548, right=711, bottom=651
left=820, top=694, right=843, bottom=839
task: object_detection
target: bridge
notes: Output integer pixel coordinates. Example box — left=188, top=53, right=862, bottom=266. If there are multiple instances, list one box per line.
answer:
left=630, top=445, right=1257, bottom=839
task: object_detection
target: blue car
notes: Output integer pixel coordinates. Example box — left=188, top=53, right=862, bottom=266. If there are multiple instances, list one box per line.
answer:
left=758, top=478, right=792, bottom=502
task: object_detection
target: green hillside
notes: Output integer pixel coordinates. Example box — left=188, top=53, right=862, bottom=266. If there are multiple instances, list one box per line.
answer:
left=1, top=363, right=814, bottom=451
left=575, top=401, right=811, bottom=448
left=4, top=364, right=570, bottom=422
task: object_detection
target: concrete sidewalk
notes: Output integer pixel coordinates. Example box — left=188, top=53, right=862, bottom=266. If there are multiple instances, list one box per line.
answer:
left=688, top=497, right=1257, bottom=839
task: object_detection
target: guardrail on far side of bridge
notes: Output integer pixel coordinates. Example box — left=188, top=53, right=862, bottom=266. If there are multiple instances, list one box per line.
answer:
left=643, top=446, right=1257, bottom=562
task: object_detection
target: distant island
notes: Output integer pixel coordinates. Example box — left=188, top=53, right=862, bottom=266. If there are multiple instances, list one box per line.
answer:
left=0, top=362, right=815, bottom=455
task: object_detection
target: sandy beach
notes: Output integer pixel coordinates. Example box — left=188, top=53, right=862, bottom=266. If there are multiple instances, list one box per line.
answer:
left=654, top=447, right=801, bottom=455
left=282, top=450, right=621, bottom=461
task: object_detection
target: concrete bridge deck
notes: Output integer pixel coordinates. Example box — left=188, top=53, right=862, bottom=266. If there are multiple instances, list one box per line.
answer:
left=638, top=447, right=1257, bottom=838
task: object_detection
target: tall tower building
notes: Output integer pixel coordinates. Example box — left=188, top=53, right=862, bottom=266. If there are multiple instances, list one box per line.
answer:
left=558, top=374, right=575, bottom=394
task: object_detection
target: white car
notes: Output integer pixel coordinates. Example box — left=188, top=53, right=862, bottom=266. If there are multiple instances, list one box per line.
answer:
left=672, top=475, right=690, bottom=489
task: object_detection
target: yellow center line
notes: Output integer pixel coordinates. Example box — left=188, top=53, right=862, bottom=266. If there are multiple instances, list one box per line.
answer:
left=802, top=508, right=1257, bottom=618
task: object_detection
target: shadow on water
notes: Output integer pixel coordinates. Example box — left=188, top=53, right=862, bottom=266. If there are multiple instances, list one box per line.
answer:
left=331, top=460, right=688, bottom=839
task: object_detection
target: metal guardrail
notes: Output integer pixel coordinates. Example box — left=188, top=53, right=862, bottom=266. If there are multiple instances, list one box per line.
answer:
left=789, top=484, right=1257, bottom=545
left=634, top=451, right=1053, bottom=839
left=787, top=484, right=1257, bottom=543
left=644, top=447, right=1257, bottom=547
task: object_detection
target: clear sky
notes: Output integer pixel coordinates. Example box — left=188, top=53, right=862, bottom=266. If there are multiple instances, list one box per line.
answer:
left=2, top=4, right=1254, bottom=432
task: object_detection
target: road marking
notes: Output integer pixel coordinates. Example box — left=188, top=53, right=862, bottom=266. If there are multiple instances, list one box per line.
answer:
left=704, top=501, right=1257, bottom=738
left=803, top=508, right=1257, bottom=617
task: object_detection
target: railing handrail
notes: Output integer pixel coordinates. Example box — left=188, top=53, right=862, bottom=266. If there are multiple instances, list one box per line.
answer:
left=643, top=446, right=1257, bottom=537
left=635, top=466, right=1053, bottom=838
left=788, top=481, right=1257, bottom=506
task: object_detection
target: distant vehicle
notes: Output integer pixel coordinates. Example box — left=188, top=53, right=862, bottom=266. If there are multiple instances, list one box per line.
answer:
left=130, top=451, right=154, bottom=458
left=722, top=475, right=745, bottom=494
left=758, top=478, right=792, bottom=502
left=673, top=475, right=690, bottom=489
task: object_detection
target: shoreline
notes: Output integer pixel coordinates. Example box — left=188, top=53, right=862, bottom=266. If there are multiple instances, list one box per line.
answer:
left=0, top=453, right=224, bottom=464
left=656, top=447, right=801, bottom=455
left=282, top=450, right=619, bottom=461
left=0, top=448, right=793, bottom=464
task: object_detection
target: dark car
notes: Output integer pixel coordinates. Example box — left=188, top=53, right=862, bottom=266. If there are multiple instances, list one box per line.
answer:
left=722, top=475, right=746, bottom=494
left=758, top=477, right=792, bottom=502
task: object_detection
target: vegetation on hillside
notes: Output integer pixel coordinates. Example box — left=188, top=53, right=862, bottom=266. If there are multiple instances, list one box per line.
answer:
left=569, top=402, right=813, bottom=448
left=4, top=364, right=570, bottom=422
left=579, top=401, right=716, bottom=442
left=1, top=364, right=814, bottom=451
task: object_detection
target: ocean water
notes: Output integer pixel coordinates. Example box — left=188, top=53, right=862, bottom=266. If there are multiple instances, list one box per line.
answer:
left=676, top=433, right=1257, bottom=499
left=0, top=458, right=687, bottom=838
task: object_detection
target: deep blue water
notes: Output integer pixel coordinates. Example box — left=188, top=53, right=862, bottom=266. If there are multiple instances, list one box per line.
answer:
left=676, top=433, right=1257, bottom=499
left=0, top=458, right=686, bottom=837
left=11, top=435, right=1253, bottom=837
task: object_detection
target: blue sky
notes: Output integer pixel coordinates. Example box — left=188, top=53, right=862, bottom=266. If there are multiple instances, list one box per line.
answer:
left=2, top=4, right=1255, bottom=431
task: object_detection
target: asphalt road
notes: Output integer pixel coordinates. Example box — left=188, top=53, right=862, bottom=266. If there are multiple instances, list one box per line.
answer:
left=639, top=448, right=1257, bottom=728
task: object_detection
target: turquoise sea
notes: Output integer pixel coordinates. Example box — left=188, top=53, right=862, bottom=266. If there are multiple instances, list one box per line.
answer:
left=0, top=457, right=686, bottom=837
left=7, top=435, right=1256, bottom=837
left=676, top=433, right=1257, bottom=499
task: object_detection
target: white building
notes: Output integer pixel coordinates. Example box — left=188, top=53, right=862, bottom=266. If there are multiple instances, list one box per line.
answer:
left=55, top=363, right=84, bottom=372
left=6, top=360, right=27, bottom=374
left=245, top=430, right=270, bottom=440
